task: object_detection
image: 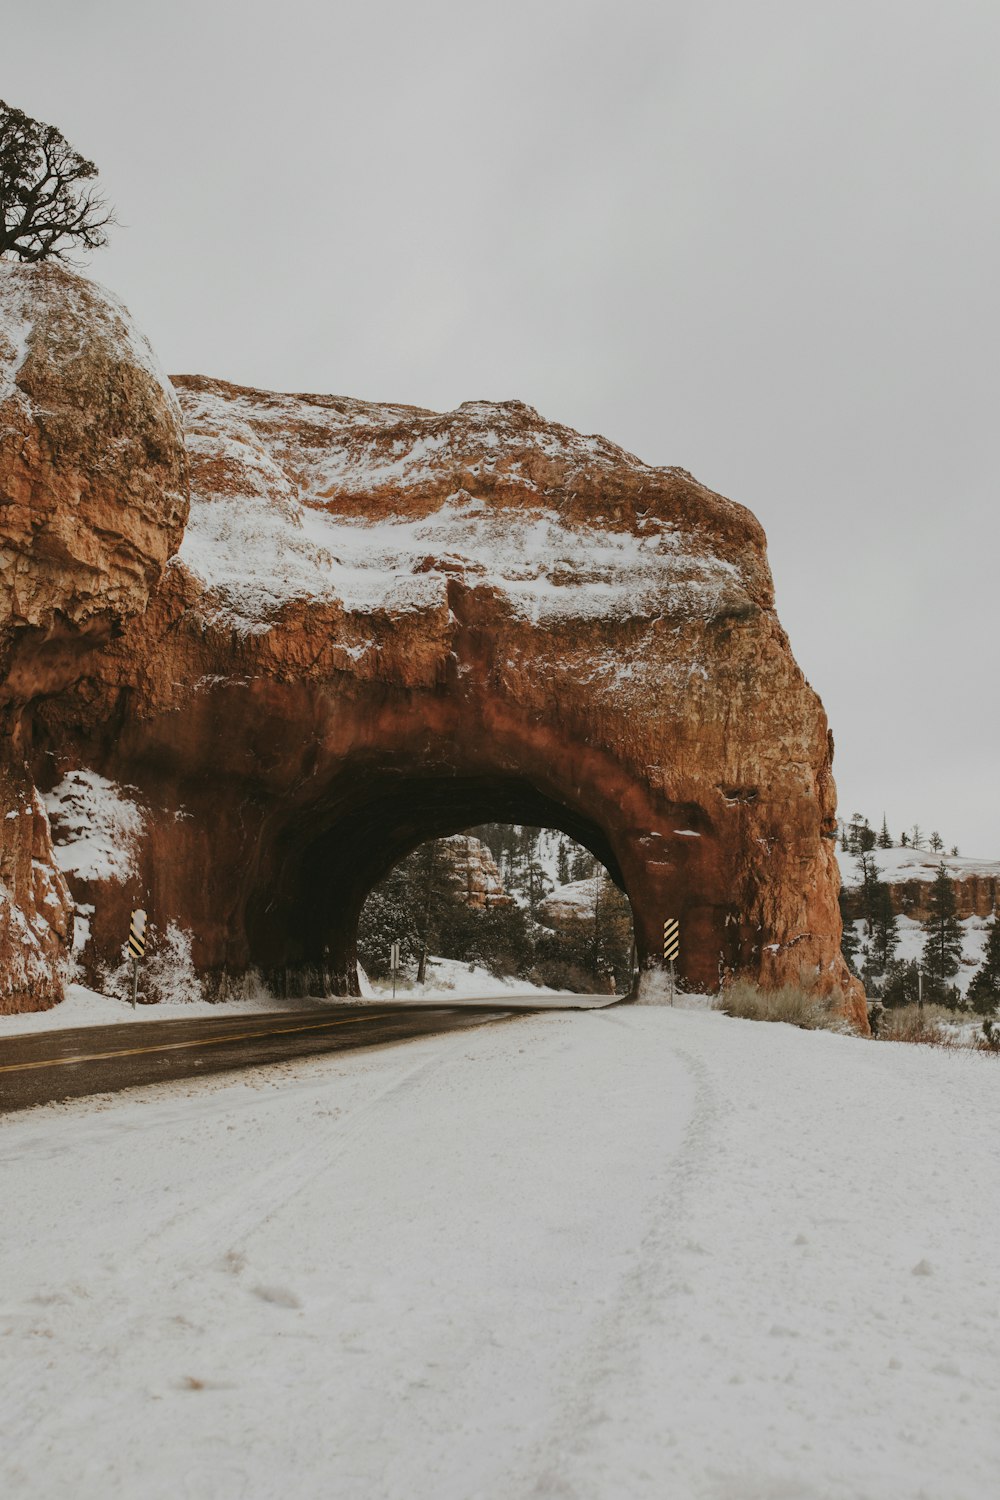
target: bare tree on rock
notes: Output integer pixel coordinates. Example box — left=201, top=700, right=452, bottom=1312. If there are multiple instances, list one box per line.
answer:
left=0, top=99, right=113, bottom=263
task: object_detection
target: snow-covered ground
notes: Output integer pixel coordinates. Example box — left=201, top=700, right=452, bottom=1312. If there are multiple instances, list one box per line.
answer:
left=3, top=1005, right=998, bottom=1499
left=849, top=913, right=990, bottom=1003
left=0, top=964, right=588, bottom=1040
left=365, top=954, right=567, bottom=1001
left=0, top=982, right=303, bottom=1036
left=837, top=844, right=1000, bottom=887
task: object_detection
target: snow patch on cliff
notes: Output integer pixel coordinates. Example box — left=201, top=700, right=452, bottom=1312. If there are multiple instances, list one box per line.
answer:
left=174, top=381, right=743, bottom=629
left=0, top=261, right=179, bottom=416
left=178, top=489, right=739, bottom=628
left=43, top=771, right=144, bottom=885
left=0, top=269, right=34, bottom=408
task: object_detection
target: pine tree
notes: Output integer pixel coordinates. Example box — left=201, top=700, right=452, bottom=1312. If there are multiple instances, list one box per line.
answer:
left=855, top=851, right=881, bottom=932
left=870, top=882, right=900, bottom=972
left=929, top=830, right=944, bottom=852
left=921, top=865, right=965, bottom=1004
left=877, top=815, right=893, bottom=849
left=846, top=813, right=876, bottom=853
left=900, top=831, right=909, bottom=847
left=881, top=958, right=920, bottom=1008
left=967, top=913, right=1000, bottom=1016
left=839, top=889, right=860, bottom=975
left=910, top=824, right=925, bottom=850
left=556, top=840, right=570, bottom=885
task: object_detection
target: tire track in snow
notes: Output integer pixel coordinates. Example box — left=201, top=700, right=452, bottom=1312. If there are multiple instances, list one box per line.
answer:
left=0, top=1037, right=465, bottom=1468
left=489, top=1013, right=723, bottom=1500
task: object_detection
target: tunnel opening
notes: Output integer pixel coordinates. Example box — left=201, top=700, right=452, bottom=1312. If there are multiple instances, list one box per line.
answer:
left=357, top=823, right=637, bottom=999
left=243, top=769, right=640, bottom=1000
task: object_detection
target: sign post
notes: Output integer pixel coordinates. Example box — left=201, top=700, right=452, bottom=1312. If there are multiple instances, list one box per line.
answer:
left=390, top=940, right=401, bottom=999
left=663, top=918, right=680, bottom=1005
left=128, top=908, right=147, bottom=1008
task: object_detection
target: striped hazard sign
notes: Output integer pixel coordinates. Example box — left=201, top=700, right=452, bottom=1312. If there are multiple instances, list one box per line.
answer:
left=128, top=908, right=148, bottom=961
left=662, top=918, right=680, bottom=962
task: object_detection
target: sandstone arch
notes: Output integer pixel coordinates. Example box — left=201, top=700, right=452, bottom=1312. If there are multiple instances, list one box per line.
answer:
left=0, top=265, right=865, bottom=1026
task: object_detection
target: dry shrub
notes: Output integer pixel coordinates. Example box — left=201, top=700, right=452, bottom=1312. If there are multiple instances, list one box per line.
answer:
left=878, top=1004, right=960, bottom=1048
left=713, top=979, right=850, bottom=1033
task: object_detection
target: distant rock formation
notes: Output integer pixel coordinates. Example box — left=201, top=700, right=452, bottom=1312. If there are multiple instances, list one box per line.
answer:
left=536, top=879, right=600, bottom=931
left=0, top=264, right=865, bottom=1027
left=839, top=847, right=1000, bottom=923
left=436, top=836, right=512, bottom=910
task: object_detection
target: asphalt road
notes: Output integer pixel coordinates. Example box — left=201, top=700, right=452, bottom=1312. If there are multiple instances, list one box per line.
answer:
left=0, top=1000, right=599, bottom=1114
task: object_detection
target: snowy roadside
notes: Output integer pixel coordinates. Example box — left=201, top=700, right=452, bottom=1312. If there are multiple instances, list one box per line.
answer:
left=2, top=1006, right=998, bottom=1499
left=364, top=953, right=592, bottom=1003
left=0, top=964, right=604, bottom=1039
left=0, top=982, right=309, bottom=1036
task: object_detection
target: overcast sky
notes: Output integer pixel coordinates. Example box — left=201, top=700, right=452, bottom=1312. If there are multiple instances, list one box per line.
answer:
left=8, top=0, right=999, bottom=852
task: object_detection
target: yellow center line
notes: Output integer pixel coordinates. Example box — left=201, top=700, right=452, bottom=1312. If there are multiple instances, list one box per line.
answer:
left=0, top=1011, right=424, bottom=1075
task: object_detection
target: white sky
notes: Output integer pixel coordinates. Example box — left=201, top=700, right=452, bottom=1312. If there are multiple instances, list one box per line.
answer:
left=7, top=0, right=999, bottom=853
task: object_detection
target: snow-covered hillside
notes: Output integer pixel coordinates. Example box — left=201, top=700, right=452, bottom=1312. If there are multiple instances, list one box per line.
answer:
left=3, top=1006, right=998, bottom=1499
left=847, top=912, right=990, bottom=1002
left=837, top=844, right=1000, bottom=887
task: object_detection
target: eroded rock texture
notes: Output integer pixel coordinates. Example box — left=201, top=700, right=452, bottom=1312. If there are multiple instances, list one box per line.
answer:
left=0, top=264, right=187, bottom=1009
left=1, top=267, right=864, bottom=1026
left=436, top=836, right=512, bottom=910
left=0, top=764, right=73, bottom=1012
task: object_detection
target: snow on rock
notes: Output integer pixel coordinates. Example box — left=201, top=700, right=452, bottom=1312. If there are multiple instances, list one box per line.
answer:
left=43, top=771, right=144, bottom=886
left=838, top=845, right=1000, bottom=887
left=536, top=877, right=600, bottom=929
left=0, top=261, right=188, bottom=641
left=839, top=845, right=1000, bottom=923
left=0, top=274, right=33, bottom=410
left=2, top=1007, right=998, bottom=1497
left=5, top=300, right=853, bottom=1015
left=173, top=376, right=752, bottom=630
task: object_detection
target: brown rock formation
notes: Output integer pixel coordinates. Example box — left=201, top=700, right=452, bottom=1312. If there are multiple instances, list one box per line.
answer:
left=895, top=875, right=999, bottom=922
left=0, top=763, right=73, bottom=1012
left=436, top=836, right=512, bottom=910
left=0, top=264, right=187, bottom=1009
left=1, top=268, right=864, bottom=1027
left=537, top=879, right=601, bottom=932
left=840, top=852, right=1000, bottom=923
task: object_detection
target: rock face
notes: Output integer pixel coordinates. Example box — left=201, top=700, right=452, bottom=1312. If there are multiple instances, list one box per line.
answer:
left=2, top=268, right=864, bottom=1027
left=840, top=848, right=1000, bottom=923
left=0, top=763, right=73, bottom=1012
left=0, top=264, right=188, bottom=696
left=436, top=836, right=511, bottom=910
left=0, top=264, right=187, bottom=1010
left=537, top=879, right=601, bottom=931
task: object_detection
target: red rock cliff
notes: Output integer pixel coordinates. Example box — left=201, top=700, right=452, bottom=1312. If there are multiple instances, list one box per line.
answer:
left=0, top=263, right=187, bottom=1010
left=1, top=267, right=864, bottom=1027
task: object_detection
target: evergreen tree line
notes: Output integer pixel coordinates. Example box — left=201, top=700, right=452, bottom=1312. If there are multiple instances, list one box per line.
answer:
left=357, top=826, right=634, bottom=993
left=841, top=856, right=1000, bottom=1014
left=840, top=811, right=959, bottom=857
